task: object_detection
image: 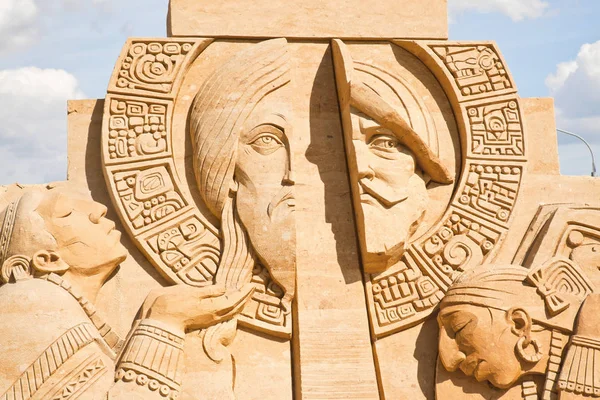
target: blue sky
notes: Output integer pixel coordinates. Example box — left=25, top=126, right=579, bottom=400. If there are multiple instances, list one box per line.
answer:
left=0, top=0, right=598, bottom=183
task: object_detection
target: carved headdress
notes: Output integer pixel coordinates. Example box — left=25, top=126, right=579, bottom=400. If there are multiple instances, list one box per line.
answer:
left=0, top=191, right=56, bottom=283
left=189, top=38, right=291, bottom=218
left=0, top=199, right=20, bottom=272
left=442, top=259, right=594, bottom=333
left=442, top=259, right=596, bottom=400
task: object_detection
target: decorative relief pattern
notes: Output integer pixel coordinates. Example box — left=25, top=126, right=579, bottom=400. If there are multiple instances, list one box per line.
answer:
left=107, top=97, right=171, bottom=161
left=109, top=39, right=210, bottom=97
left=468, top=99, right=524, bottom=156
left=421, top=211, right=503, bottom=280
left=145, top=214, right=220, bottom=286
left=1, top=323, right=97, bottom=400
left=368, top=208, right=507, bottom=337
left=457, top=164, right=522, bottom=226
left=116, top=320, right=185, bottom=400
left=432, top=44, right=514, bottom=99
left=366, top=160, right=522, bottom=337
left=558, top=335, right=600, bottom=396
left=239, top=263, right=291, bottom=337
left=112, top=164, right=187, bottom=231
left=50, top=356, right=107, bottom=400
left=369, top=258, right=444, bottom=333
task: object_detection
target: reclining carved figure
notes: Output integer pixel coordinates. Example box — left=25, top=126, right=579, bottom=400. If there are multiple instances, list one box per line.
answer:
left=438, top=258, right=600, bottom=399
left=0, top=185, right=252, bottom=400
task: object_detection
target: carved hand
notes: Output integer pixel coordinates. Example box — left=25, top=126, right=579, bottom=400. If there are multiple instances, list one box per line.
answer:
left=141, top=283, right=255, bottom=333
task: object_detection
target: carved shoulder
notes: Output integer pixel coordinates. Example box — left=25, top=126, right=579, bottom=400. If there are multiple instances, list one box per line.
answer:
left=0, top=278, right=93, bottom=392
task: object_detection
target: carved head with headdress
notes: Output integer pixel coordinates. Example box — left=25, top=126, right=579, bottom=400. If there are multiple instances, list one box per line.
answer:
left=332, top=39, right=455, bottom=273
left=0, top=186, right=127, bottom=301
left=189, top=38, right=296, bottom=311
left=438, top=258, right=596, bottom=398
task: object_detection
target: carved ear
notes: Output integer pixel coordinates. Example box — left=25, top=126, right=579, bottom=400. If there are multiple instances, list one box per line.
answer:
left=31, top=250, right=69, bottom=275
left=506, top=308, right=532, bottom=337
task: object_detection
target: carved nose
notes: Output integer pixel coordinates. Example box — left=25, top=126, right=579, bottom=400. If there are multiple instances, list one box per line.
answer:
left=438, top=328, right=466, bottom=372
left=354, top=141, right=374, bottom=180
left=283, top=170, right=295, bottom=186
left=89, top=204, right=108, bottom=224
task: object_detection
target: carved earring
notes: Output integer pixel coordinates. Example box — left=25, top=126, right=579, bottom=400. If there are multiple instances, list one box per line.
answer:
left=516, top=336, right=543, bottom=363
left=0, top=255, right=33, bottom=283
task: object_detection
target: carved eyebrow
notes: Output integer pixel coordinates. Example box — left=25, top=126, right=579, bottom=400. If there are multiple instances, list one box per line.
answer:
left=359, top=117, right=396, bottom=144
left=247, top=123, right=285, bottom=142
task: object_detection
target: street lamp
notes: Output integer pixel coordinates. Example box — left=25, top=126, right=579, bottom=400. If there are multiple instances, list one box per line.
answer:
left=557, top=128, right=597, bottom=177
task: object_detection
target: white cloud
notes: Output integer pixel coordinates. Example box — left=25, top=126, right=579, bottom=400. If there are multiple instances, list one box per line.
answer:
left=0, top=0, right=114, bottom=54
left=547, top=41, right=600, bottom=176
left=0, top=0, right=39, bottom=52
left=549, top=41, right=600, bottom=119
left=449, top=0, right=549, bottom=22
left=0, top=67, right=85, bottom=184
left=545, top=61, right=578, bottom=93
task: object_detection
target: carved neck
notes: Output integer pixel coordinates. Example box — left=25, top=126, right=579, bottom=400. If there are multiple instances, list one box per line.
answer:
left=62, top=266, right=113, bottom=304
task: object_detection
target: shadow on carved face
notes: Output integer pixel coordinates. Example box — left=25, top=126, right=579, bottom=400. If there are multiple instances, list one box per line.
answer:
left=331, top=40, right=455, bottom=274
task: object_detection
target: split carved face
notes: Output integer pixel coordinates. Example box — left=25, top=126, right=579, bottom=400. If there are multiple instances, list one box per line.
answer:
left=348, top=109, right=428, bottom=272
left=189, top=38, right=296, bottom=309
left=235, top=91, right=296, bottom=306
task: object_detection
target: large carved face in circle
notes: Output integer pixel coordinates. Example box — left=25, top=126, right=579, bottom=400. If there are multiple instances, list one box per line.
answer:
left=188, top=38, right=296, bottom=308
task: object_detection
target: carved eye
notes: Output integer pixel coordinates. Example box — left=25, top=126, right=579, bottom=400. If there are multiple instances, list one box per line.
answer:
left=248, top=125, right=285, bottom=155
left=447, top=312, right=475, bottom=335
left=53, top=198, right=74, bottom=219
left=368, top=134, right=400, bottom=151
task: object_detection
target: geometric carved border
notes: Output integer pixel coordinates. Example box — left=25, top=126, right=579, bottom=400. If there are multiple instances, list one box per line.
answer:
left=367, top=41, right=529, bottom=337
left=101, top=38, right=291, bottom=338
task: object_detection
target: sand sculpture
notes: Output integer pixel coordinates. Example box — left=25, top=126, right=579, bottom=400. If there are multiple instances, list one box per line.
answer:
left=2, top=1, right=600, bottom=399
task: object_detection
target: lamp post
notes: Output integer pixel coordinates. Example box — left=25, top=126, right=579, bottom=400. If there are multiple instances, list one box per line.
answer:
left=557, top=128, right=597, bottom=177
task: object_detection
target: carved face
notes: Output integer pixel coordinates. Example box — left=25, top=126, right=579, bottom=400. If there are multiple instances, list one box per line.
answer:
left=37, top=191, right=127, bottom=275
left=234, top=91, right=296, bottom=305
left=347, top=110, right=428, bottom=271
left=437, top=304, right=524, bottom=389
